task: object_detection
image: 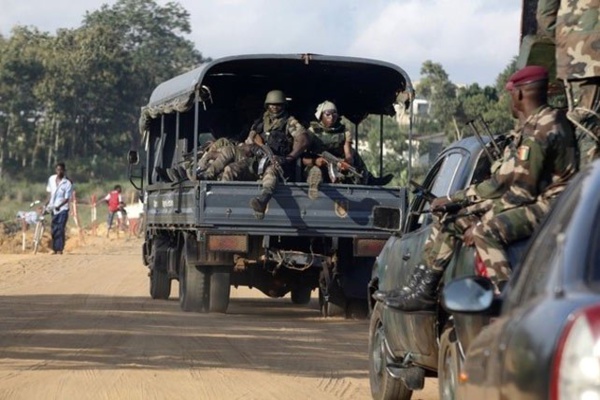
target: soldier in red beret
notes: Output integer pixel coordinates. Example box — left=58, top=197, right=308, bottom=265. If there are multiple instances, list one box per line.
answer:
left=465, top=65, right=579, bottom=290
left=374, top=65, right=579, bottom=311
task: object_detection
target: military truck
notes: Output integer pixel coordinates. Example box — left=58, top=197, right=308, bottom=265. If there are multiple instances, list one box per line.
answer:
left=128, top=54, right=414, bottom=316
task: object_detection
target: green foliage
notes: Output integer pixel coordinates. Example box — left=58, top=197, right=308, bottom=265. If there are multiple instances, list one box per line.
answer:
left=0, top=0, right=208, bottom=182
left=415, top=59, right=518, bottom=144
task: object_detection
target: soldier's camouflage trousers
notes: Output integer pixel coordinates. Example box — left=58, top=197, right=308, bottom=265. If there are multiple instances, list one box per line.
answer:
left=566, top=78, right=600, bottom=166
left=423, top=213, right=481, bottom=272
left=224, top=160, right=278, bottom=198
left=201, top=145, right=247, bottom=180
left=472, top=198, right=552, bottom=286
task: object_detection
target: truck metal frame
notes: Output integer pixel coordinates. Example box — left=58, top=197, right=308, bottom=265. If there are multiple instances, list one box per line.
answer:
left=129, top=53, right=414, bottom=316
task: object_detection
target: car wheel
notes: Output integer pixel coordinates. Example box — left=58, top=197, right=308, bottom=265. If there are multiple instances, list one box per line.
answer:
left=438, top=327, right=462, bottom=400
left=369, top=302, right=413, bottom=400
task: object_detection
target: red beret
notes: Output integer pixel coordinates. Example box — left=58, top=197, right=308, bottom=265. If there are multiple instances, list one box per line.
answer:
left=505, top=65, right=548, bottom=90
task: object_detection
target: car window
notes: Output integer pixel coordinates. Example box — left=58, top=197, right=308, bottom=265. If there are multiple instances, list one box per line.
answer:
left=405, top=151, right=465, bottom=233
left=430, top=153, right=463, bottom=197
left=504, top=181, right=582, bottom=309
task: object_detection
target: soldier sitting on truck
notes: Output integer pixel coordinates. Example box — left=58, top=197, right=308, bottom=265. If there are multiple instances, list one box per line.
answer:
left=375, top=66, right=578, bottom=311
left=244, top=89, right=310, bottom=218
left=303, top=100, right=393, bottom=199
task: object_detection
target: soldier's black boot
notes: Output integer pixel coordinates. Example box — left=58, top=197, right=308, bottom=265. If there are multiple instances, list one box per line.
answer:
left=249, top=193, right=272, bottom=220
left=372, top=263, right=427, bottom=302
left=366, top=173, right=394, bottom=186
left=375, top=265, right=443, bottom=312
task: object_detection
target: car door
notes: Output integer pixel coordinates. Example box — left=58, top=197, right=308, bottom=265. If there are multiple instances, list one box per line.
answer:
left=460, top=191, right=578, bottom=400
left=384, top=150, right=468, bottom=367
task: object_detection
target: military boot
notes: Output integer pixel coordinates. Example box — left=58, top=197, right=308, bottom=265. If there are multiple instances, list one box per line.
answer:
left=378, top=265, right=443, bottom=312
left=367, top=173, right=394, bottom=186
left=307, top=166, right=322, bottom=200
left=372, top=263, right=428, bottom=302
left=249, top=193, right=272, bottom=220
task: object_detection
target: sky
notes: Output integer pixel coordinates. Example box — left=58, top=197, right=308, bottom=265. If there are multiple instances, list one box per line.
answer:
left=0, top=0, right=522, bottom=86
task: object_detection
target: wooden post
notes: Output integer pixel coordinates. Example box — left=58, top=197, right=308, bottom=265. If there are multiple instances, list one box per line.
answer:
left=21, top=219, right=27, bottom=252
left=90, top=194, right=97, bottom=236
left=71, top=191, right=86, bottom=244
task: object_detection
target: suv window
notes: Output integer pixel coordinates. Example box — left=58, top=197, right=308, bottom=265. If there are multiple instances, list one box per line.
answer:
left=405, top=151, right=465, bottom=232
left=430, top=153, right=463, bottom=197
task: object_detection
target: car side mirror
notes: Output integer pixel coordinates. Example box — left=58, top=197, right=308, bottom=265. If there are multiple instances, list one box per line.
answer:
left=442, top=276, right=495, bottom=314
left=372, top=206, right=403, bottom=231
left=128, top=150, right=139, bottom=165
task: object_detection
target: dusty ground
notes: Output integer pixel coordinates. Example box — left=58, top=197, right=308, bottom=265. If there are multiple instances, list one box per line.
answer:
left=0, top=231, right=439, bottom=400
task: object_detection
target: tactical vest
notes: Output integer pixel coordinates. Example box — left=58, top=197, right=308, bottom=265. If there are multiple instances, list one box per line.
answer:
left=253, top=113, right=293, bottom=156
left=309, top=121, right=347, bottom=156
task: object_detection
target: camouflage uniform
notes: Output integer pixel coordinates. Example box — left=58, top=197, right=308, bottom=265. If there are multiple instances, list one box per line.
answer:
left=472, top=105, right=578, bottom=286
left=307, top=119, right=392, bottom=185
left=246, top=110, right=307, bottom=190
left=423, top=130, right=520, bottom=272
left=537, top=0, right=600, bottom=164
left=307, top=121, right=361, bottom=183
left=199, top=142, right=260, bottom=181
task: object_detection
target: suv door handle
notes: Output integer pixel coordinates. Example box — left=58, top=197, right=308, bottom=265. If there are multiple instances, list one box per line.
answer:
left=402, top=252, right=411, bottom=261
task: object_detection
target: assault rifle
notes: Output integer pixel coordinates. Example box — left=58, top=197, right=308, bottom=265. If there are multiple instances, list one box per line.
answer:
left=466, top=116, right=503, bottom=163
left=319, top=151, right=363, bottom=183
left=258, top=144, right=287, bottom=182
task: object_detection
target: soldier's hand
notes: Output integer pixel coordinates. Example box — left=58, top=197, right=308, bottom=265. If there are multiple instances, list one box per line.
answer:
left=431, top=196, right=450, bottom=210
left=315, top=157, right=327, bottom=167
left=338, top=161, right=351, bottom=172
left=463, top=225, right=477, bottom=246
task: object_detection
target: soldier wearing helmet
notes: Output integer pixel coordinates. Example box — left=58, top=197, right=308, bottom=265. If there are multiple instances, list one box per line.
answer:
left=242, top=90, right=309, bottom=218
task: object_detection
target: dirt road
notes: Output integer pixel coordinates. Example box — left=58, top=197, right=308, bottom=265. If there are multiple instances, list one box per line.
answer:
left=0, top=236, right=438, bottom=400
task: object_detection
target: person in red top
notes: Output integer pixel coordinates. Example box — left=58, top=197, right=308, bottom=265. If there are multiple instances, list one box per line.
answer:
left=103, top=185, right=125, bottom=237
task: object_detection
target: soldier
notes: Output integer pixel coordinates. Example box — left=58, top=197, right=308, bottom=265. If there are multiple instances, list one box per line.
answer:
left=304, top=100, right=393, bottom=199
left=375, top=66, right=578, bottom=311
left=537, top=0, right=600, bottom=164
left=245, top=90, right=310, bottom=218
left=196, top=140, right=261, bottom=181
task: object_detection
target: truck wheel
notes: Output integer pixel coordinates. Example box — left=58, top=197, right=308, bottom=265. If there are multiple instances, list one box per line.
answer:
left=149, top=237, right=171, bottom=300
left=291, top=287, right=312, bottom=305
left=149, top=269, right=171, bottom=300
left=179, top=252, right=208, bottom=312
left=369, top=303, right=413, bottom=400
left=438, top=327, right=462, bottom=400
left=208, top=267, right=231, bottom=313
left=318, top=288, right=346, bottom=317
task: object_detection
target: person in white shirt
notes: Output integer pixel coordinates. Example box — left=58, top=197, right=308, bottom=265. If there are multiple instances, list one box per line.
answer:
left=46, top=162, right=73, bottom=255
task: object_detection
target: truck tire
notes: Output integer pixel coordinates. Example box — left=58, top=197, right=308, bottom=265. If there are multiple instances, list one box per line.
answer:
left=150, top=269, right=171, bottom=300
left=291, top=287, right=312, bottom=305
left=179, top=252, right=208, bottom=312
left=369, top=302, right=413, bottom=400
left=149, top=237, right=171, bottom=300
left=438, top=327, right=462, bottom=400
left=318, top=288, right=346, bottom=317
left=208, top=267, right=231, bottom=313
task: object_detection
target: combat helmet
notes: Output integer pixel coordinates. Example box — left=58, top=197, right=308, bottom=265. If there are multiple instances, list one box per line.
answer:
left=264, top=90, right=286, bottom=105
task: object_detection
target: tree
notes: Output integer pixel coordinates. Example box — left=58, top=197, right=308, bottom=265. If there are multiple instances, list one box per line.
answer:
left=0, top=0, right=210, bottom=181
left=416, top=61, right=460, bottom=140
